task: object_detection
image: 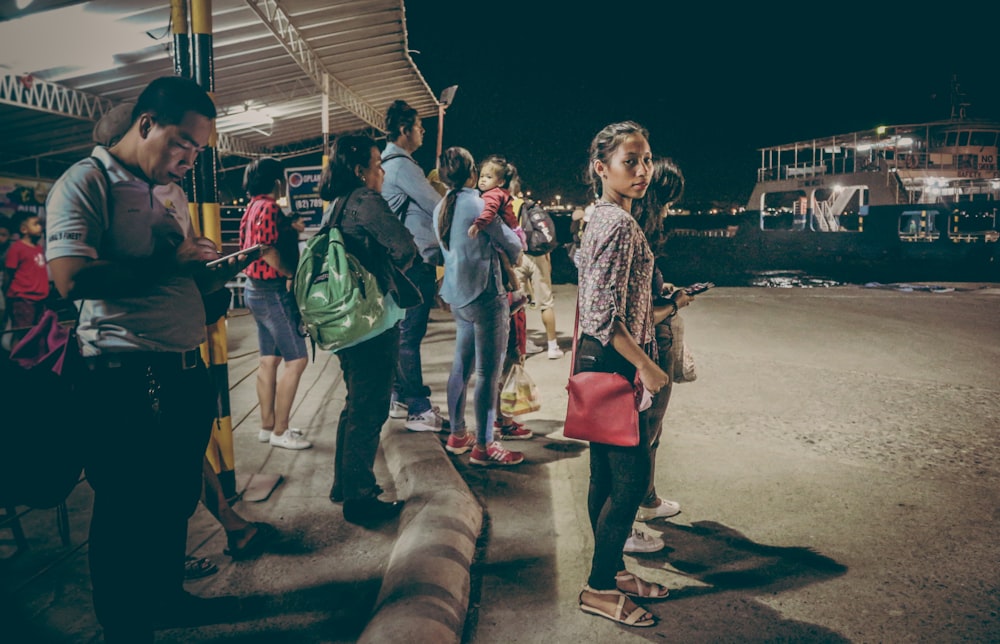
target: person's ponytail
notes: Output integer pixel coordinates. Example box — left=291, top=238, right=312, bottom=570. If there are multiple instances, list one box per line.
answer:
left=437, top=146, right=477, bottom=251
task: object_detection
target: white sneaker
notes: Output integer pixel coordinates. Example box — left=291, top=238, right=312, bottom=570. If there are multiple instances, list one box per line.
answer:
left=405, top=407, right=449, bottom=432
left=623, top=527, right=665, bottom=554
left=525, top=341, right=545, bottom=355
left=635, top=498, right=681, bottom=522
left=547, top=345, right=564, bottom=360
left=389, top=400, right=408, bottom=419
left=258, top=429, right=272, bottom=443
left=269, top=428, right=312, bottom=450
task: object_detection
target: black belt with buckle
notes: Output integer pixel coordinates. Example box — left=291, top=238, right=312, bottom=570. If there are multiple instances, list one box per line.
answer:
left=84, top=348, right=202, bottom=372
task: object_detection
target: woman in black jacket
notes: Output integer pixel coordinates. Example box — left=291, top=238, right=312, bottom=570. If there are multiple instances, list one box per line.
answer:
left=318, top=134, right=421, bottom=524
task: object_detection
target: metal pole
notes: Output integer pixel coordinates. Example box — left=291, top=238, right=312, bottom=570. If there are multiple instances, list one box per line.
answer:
left=189, top=0, right=237, bottom=500
left=436, top=103, right=445, bottom=171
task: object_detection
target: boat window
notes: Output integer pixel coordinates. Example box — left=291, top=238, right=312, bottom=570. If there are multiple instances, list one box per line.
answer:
left=760, top=209, right=801, bottom=231
left=945, top=132, right=958, bottom=146
left=838, top=214, right=863, bottom=232
left=950, top=208, right=998, bottom=237
left=958, top=132, right=970, bottom=146
left=969, top=131, right=998, bottom=147
left=899, top=210, right=941, bottom=240
left=956, top=154, right=978, bottom=170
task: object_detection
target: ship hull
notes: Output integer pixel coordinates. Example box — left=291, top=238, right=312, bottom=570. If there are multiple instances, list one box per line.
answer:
left=659, top=206, right=1000, bottom=286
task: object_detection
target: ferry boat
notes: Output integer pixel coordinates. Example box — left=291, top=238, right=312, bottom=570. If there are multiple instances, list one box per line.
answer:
left=660, top=93, right=1000, bottom=285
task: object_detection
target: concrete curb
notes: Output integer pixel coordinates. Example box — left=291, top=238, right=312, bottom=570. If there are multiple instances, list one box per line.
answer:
left=359, top=428, right=483, bottom=644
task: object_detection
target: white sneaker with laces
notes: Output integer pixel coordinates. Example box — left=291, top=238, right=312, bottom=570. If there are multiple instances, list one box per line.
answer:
left=525, top=341, right=545, bottom=355
left=623, top=527, right=665, bottom=554
left=389, top=400, right=408, bottom=419
left=269, top=428, right=312, bottom=450
left=405, top=407, right=449, bottom=433
left=635, top=498, right=682, bottom=522
left=258, top=429, right=272, bottom=443
left=547, top=345, right=564, bottom=360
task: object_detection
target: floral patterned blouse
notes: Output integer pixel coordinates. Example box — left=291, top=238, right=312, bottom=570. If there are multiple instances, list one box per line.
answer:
left=577, top=200, right=655, bottom=347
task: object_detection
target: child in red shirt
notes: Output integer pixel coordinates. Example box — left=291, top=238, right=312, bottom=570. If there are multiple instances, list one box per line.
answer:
left=4, top=211, right=49, bottom=340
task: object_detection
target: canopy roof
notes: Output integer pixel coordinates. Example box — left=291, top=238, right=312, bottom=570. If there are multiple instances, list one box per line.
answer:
left=0, top=0, right=440, bottom=179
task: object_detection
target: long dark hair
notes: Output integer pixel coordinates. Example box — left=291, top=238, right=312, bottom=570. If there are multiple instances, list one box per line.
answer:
left=633, top=157, right=685, bottom=254
left=319, top=134, right=376, bottom=201
left=586, top=121, right=649, bottom=200
left=437, top=146, right=476, bottom=251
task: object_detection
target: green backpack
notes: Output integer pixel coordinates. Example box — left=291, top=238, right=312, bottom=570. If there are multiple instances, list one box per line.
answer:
left=294, top=195, right=388, bottom=352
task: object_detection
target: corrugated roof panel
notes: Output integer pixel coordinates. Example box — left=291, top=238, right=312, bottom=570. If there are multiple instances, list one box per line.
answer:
left=0, top=0, right=440, bottom=180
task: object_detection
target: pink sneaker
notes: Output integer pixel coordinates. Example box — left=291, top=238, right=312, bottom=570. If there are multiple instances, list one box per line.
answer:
left=495, top=418, right=533, bottom=440
left=470, top=441, right=524, bottom=466
left=445, top=431, right=476, bottom=455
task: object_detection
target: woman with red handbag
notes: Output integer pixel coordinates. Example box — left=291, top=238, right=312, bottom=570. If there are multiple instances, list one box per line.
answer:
left=573, top=122, right=691, bottom=628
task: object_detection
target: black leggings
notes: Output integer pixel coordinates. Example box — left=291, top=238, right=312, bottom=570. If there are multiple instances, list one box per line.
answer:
left=576, top=335, right=654, bottom=590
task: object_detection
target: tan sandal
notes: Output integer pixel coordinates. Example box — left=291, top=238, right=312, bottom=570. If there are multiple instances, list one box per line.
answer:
left=615, top=572, right=670, bottom=600
left=578, top=585, right=656, bottom=627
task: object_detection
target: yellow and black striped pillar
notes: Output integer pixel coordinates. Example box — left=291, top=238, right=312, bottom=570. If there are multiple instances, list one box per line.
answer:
left=177, top=0, right=238, bottom=499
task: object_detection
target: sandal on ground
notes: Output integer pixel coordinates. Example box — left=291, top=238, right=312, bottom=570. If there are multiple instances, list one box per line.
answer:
left=615, top=572, right=670, bottom=600
left=183, top=555, right=218, bottom=580
left=224, top=522, right=279, bottom=560
left=578, top=585, right=656, bottom=627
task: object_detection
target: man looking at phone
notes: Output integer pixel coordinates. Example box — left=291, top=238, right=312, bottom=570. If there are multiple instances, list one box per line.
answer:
left=45, top=76, right=241, bottom=642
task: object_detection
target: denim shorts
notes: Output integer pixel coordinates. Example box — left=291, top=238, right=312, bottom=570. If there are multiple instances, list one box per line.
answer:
left=244, top=279, right=308, bottom=361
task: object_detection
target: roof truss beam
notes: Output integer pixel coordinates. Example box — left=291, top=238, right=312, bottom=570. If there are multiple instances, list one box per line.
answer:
left=0, top=73, right=112, bottom=121
left=244, top=0, right=385, bottom=132
left=0, top=74, right=261, bottom=159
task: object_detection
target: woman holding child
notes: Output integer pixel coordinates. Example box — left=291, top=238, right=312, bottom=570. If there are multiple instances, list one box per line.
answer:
left=434, top=147, right=526, bottom=466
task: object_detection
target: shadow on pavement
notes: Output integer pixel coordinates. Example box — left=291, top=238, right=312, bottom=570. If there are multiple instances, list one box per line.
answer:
left=626, top=519, right=850, bottom=642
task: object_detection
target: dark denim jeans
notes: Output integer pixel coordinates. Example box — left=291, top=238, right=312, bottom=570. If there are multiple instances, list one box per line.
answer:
left=334, top=326, right=399, bottom=501
left=78, top=358, right=214, bottom=642
left=576, top=335, right=655, bottom=590
left=447, top=290, right=509, bottom=445
left=393, top=262, right=437, bottom=415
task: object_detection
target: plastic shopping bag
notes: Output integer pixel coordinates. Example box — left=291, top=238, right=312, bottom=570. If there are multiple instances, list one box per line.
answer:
left=500, top=363, right=541, bottom=416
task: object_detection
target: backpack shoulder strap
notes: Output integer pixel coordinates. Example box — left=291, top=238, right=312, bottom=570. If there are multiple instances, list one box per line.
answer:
left=89, top=155, right=114, bottom=227
left=380, top=153, right=418, bottom=222
left=381, top=152, right=415, bottom=165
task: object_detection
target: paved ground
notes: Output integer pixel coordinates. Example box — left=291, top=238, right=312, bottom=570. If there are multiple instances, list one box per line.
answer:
left=3, top=281, right=999, bottom=643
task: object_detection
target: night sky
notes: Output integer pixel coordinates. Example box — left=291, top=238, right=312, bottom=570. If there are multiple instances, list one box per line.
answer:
left=401, top=2, right=1000, bottom=210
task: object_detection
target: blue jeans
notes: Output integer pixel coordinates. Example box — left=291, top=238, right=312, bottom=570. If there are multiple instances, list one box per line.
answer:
left=447, top=290, right=509, bottom=445
left=394, top=263, right=437, bottom=414
left=244, top=279, right=307, bottom=361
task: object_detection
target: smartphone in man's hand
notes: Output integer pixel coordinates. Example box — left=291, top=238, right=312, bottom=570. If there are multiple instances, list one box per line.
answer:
left=206, top=243, right=266, bottom=268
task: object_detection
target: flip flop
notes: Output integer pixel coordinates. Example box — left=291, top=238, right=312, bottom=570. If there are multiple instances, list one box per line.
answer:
left=224, top=521, right=279, bottom=560
left=183, top=555, right=218, bottom=580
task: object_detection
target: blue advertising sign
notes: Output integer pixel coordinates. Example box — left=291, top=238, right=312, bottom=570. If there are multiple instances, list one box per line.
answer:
left=285, top=166, right=324, bottom=226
